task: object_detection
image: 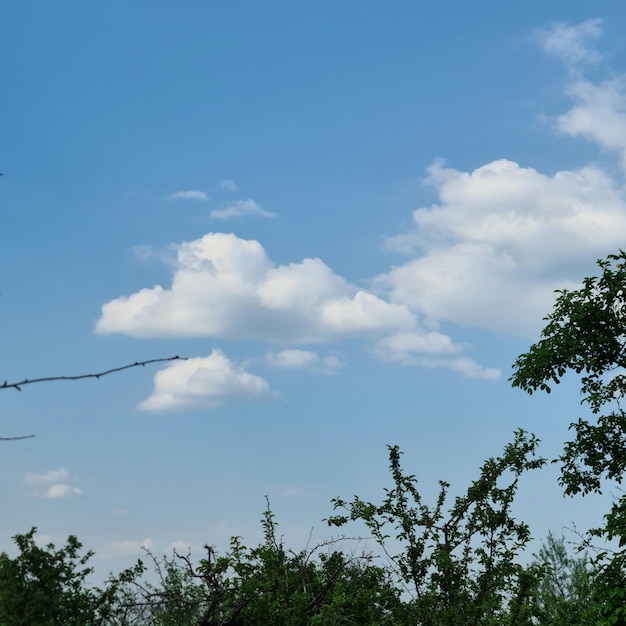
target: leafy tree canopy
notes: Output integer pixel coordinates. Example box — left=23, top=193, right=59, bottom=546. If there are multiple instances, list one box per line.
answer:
left=511, top=250, right=626, bottom=625
left=511, top=250, right=626, bottom=496
left=327, top=430, right=545, bottom=626
left=0, top=528, right=118, bottom=626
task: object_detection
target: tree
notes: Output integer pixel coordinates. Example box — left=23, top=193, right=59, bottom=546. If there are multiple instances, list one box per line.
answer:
left=531, top=533, right=598, bottom=626
left=112, top=499, right=409, bottom=626
left=511, top=250, right=626, bottom=625
left=0, top=528, right=119, bottom=626
left=326, top=430, right=545, bottom=626
left=511, top=251, right=626, bottom=496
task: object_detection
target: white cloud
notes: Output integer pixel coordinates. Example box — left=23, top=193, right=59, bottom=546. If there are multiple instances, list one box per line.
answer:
left=380, top=159, right=626, bottom=337
left=535, top=18, right=602, bottom=68
left=23, top=468, right=69, bottom=486
left=210, top=199, right=277, bottom=220
left=321, top=355, right=343, bottom=371
left=373, top=331, right=462, bottom=364
left=168, top=540, right=193, bottom=553
left=97, top=233, right=496, bottom=380
left=557, top=77, right=626, bottom=170
left=23, top=468, right=82, bottom=499
left=96, top=233, right=416, bottom=343
left=370, top=331, right=497, bottom=379
left=264, top=349, right=344, bottom=374
left=534, top=20, right=626, bottom=172
left=33, top=534, right=56, bottom=547
left=43, top=484, right=82, bottom=499
left=130, top=244, right=178, bottom=266
left=426, top=357, right=501, bottom=381
left=165, top=190, right=209, bottom=201
left=100, top=538, right=154, bottom=559
left=266, top=349, right=319, bottom=369
left=98, top=538, right=193, bottom=559
left=138, top=350, right=272, bottom=411
left=219, top=179, right=238, bottom=192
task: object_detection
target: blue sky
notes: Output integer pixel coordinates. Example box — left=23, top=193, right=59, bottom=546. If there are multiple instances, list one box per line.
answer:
left=1, top=2, right=625, bottom=575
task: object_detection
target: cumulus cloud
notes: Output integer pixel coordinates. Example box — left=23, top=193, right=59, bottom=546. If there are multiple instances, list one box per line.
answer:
left=97, top=233, right=416, bottom=343
left=210, top=199, right=277, bottom=220
left=165, top=190, right=209, bottom=201
left=377, top=25, right=626, bottom=339
left=97, top=233, right=497, bottom=381
left=219, top=179, right=238, bottom=192
left=535, top=18, right=603, bottom=68
left=138, top=350, right=272, bottom=411
left=380, top=158, right=626, bottom=336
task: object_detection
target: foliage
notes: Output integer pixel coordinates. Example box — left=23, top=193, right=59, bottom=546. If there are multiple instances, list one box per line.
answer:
left=0, top=528, right=117, bottom=626
left=112, top=500, right=408, bottom=625
left=511, top=251, right=626, bottom=496
left=2, top=449, right=621, bottom=625
left=327, top=429, right=545, bottom=626
left=511, top=250, right=626, bottom=624
left=531, top=533, right=598, bottom=626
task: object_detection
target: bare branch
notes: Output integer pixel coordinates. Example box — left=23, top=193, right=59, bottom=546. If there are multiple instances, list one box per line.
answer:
left=0, top=356, right=186, bottom=391
left=0, top=434, right=35, bottom=441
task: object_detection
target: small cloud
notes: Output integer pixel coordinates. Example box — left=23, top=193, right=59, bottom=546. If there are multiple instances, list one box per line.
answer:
left=373, top=331, right=462, bottom=365
left=266, top=349, right=319, bottom=369
left=23, top=468, right=82, bottom=498
left=420, top=357, right=501, bottom=381
left=100, top=538, right=153, bottom=559
left=264, top=349, right=343, bottom=374
left=372, top=333, right=498, bottom=380
left=321, top=355, right=343, bottom=372
left=43, top=484, right=82, bottom=499
left=138, top=350, right=273, bottom=411
left=130, top=244, right=165, bottom=263
left=165, top=190, right=209, bottom=201
left=168, top=540, right=192, bottom=553
left=218, top=179, right=238, bottom=192
left=535, top=19, right=603, bottom=69
left=130, top=244, right=177, bottom=266
left=23, top=468, right=70, bottom=486
left=210, top=199, right=277, bottom=220
left=445, top=357, right=500, bottom=380
left=99, top=538, right=191, bottom=559
left=34, top=534, right=56, bottom=547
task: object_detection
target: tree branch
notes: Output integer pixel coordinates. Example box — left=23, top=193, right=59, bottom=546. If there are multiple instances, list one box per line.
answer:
left=0, top=356, right=186, bottom=391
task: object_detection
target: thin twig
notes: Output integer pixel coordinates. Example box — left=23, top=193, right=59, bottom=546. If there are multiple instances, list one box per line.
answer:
left=0, top=434, right=35, bottom=441
left=0, top=356, right=186, bottom=391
